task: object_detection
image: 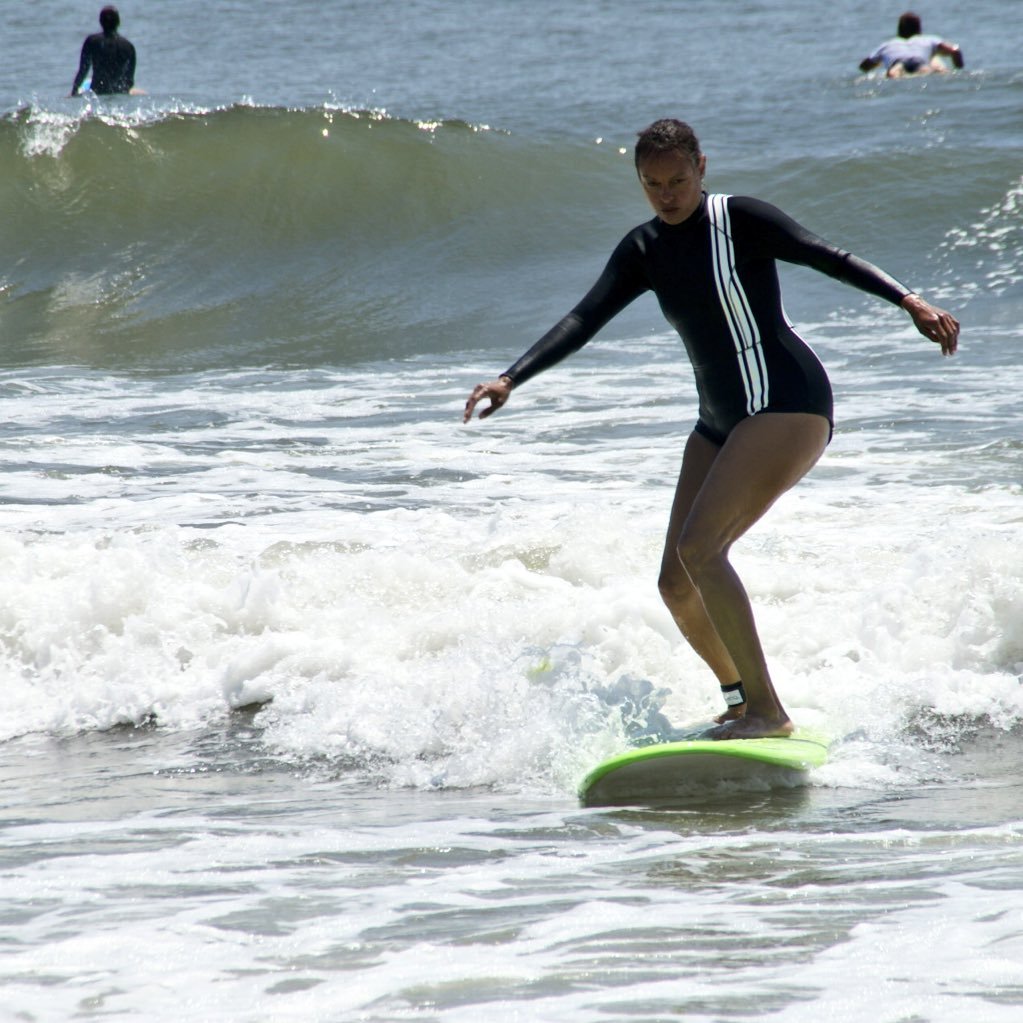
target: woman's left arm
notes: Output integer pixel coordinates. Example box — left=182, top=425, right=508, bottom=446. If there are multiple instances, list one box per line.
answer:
left=900, top=293, right=959, bottom=356
left=737, top=197, right=960, bottom=356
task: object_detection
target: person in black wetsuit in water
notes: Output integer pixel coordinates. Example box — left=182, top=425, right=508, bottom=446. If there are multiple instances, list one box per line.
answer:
left=463, top=118, right=959, bottom=740
left=70, top=6, right=136, bottom=96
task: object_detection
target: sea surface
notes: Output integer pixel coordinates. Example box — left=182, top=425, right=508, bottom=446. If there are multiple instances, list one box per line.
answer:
left=2, top=1, right=1022, bottom=1020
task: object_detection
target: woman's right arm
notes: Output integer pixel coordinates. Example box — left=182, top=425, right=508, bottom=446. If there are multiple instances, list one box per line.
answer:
left=463, top=237, right=648, bottom=422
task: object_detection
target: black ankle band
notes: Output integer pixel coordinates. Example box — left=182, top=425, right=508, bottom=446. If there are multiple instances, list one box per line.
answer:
left=721, top=681, right=746, bottom=707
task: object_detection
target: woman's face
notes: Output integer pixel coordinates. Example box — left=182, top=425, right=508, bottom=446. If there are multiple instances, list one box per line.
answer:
left=637, top=150, right=706, bottom=225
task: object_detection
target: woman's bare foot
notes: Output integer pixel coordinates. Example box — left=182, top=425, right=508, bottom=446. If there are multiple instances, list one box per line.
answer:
left=713, top=703, right=746, bottom=725
left=706, top=714, right=794, bottom=740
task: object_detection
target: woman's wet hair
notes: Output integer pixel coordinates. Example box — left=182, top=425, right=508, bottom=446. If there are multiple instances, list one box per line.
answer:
left=634, top=119, right=702, bottom=169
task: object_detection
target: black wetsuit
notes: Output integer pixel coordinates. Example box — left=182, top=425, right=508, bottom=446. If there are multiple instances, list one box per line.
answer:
left=504, top=193, right=912, bottom=443
left=72, top=30, right=136, bottom=95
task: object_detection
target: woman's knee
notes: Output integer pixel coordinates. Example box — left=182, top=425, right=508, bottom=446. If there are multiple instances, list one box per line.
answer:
left=657, top=561, right=697, bottom=609
left=675, top=529, right=728, bottom=582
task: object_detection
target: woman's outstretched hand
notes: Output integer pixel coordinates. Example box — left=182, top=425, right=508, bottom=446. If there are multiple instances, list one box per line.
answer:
left=463, top=375, right=514, bottom=423
left=901, top=293, right=960, bottom=356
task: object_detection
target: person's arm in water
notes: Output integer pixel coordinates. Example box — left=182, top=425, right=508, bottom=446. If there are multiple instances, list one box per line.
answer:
left=70, top=37, right=94, bottom=96
left=858, top=40, right=887, bottom=73
left=936, top=40, right=964, bottom=68
left=125, top=42, right=137, bottom=90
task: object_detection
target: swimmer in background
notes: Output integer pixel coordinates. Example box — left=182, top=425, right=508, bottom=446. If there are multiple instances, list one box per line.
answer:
left=859, top=12, right=964, bottom=78
left=70, top=6, right=136, bottom=96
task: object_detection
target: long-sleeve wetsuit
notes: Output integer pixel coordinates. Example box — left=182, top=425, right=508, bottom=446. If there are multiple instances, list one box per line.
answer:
left=72, top=30, right=136, bottom=95
left=503, top=193, right=912, bottom=443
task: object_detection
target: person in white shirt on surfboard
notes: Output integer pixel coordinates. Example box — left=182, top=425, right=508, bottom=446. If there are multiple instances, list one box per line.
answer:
left=859, top=11, right=964, bottom=79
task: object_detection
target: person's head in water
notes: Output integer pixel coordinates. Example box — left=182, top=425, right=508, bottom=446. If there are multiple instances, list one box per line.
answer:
left=99, top=6, right=121, bottom=34
left=634, top=118, right=702, bottom=172
left=897, top=12, right=922, bottom=39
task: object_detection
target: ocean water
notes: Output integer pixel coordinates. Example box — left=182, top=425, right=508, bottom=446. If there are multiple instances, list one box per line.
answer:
left=2, top=1, right=1022, bottom=1020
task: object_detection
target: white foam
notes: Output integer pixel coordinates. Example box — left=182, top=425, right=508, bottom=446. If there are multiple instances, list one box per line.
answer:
left=0, top=343, right=1019, bottom=793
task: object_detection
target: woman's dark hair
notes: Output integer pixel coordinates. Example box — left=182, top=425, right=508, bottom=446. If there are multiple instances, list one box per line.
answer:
left=634, top=119, right=702, bottom=169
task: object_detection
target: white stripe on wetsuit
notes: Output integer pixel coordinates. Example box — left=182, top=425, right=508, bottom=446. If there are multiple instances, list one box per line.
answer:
left=706, top=193, right=769, bottom=416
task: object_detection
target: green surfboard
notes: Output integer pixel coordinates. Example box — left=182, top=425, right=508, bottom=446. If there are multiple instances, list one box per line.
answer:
left=579, top=728, right=830, bottom=806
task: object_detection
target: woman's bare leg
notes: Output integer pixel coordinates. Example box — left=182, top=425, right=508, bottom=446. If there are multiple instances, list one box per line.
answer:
left=658, top=432, right=745, bottom=720
left=662, top=413, right=830, bottom=738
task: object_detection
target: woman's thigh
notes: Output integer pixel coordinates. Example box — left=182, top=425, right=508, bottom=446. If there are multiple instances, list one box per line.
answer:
left=679, top=412, right=830, bottom=558
left=659, top=429, right=721, bottom=581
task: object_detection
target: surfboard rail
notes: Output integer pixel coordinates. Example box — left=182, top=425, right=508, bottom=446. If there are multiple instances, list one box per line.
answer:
left=579, top=728, right=830, bottom=806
